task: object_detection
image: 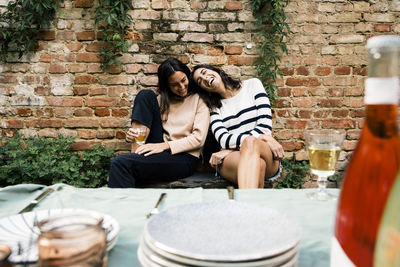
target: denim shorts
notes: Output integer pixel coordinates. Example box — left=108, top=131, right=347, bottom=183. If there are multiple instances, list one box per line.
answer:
left=266, top=161, right=282, bottom=181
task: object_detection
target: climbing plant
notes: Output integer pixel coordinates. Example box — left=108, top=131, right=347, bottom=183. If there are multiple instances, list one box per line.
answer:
left=251, top=0, right=290, bottom=104
left=94, top=0, right=133, bottom=70
left=0, top=0, right=63, bottom=63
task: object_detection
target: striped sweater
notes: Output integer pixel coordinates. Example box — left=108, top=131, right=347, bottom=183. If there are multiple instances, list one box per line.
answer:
left=210, top=78, right=272, bottom=149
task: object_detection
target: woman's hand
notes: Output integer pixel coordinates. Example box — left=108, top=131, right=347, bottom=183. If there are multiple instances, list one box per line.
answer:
left=258, top=134, right=284, bottom=160
left=125, top=128, right=138, bottom=143
left=209, top=149, right=234, bottom=166
left=135, top=142, right=170, bottom=156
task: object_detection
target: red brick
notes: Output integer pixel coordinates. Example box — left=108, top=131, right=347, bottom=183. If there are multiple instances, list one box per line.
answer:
left=75, top=74, right=98, bottom=84
left=292, top=88, right=307, bottom=96
left=374, top=24, right=391, bottom=32
left=0, top=75, right=17, bottom=83
left=48, top=97, right=83, bottom=107
left=86, top=98, right=118, bottom=107
left=106, top=65, right=122, bottom=74
left=112, top=109, right=129, bottom=117
left=313, top=110, right=329, bottom=118
left=36, top=108, right=54, bottom=118
left=331, top=110, right=349, bottom=117
left=120, top=99, right=132, bottom=107
left=224, top=45, right=242, bottom=55
left=334, top=67, right=351, bottom=75
left=281, top=68, right=294, bottom=76
left=74, top=108, right=93, bottom=117
left=143, top=64, right=159, bottom=74
left=78, top=129, right=97, bottom=139
left=49, top=64, right=67, bottom=74
left=76, top=53, right=100, bottom=63
left=73, top=87, right=89, bottom=96
left=85, top=42, right=102, bottom=52
left=88, top=64, right=103, bottom=74
left=225, top=1, right=243, bottom=10
left=35, top=86, right=50, bottom=96
left=77, top=31, right=95, bottom=41
left=329, top=88, right=344, bottom=97
left=320, top=99, right=342, bottom=107
left=95, top=108, right=110, bottom=117
left=277, top=88, right=291, bottom=97
left=17, top=109, right=33, bottom=117
left=100, top=118, right=127, bottom=128
left=115, top=130, right=125, bottom=139
left=2, top=120, right=24, bottom=129
left=188, top=45, right=205, bottom=54
left=322, top=119, right=356, bottom=129
left=286, top=78, right=321, bottom=87
left=108, top=86, right=126, bottom=97
left=72, top=141, right=101, bottom=151
left=66, top=42, right=83, bottom=52
left=350, top=109, right=365, bottom=118
left=293, top=98, right=315, bottom=108
left=56, top=31, right=75, bottom=41
left=89, top=87, right=107, bottom=96
left=296, top=110, right=312, bottom=119
left=191, top=2, right=206, bottom=9
left=97, top=130, right=115, bottom=139
left=126, top=64, right=142, bottom=74
left=228, top=56, right=257, bottom=66
left=25, top=119, right=62, bottom=128
left=54, top=108, right=73, bottom=118
left=38, top=31, right=55, bottom=40
left=64, top=119, right=99, bottom=128
left=353, top=67, right=367, bottom=76
left=286, top=120, right=307, bottom=129
left=207, top=46, right=224, bottom=56
left=296, top=66, right=309, bottom=76
left=281, top=141, right=303, bottom=151
left=74, top=0, right=94, bottom=8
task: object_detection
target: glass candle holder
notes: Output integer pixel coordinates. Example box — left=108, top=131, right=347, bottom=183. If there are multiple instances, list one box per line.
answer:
left=37, top=213, right=107, bottom=267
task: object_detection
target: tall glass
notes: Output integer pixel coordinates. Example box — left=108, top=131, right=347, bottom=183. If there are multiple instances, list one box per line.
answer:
left=305, top=129, right=345, bottom=201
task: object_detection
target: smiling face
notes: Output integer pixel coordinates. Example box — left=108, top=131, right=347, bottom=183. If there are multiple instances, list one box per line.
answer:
left=168, top=71, right=189, bottom=97
left=193, top=67, right=223, bottom=93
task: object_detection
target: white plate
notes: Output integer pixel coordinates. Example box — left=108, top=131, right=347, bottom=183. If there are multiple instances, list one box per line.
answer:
left=145, top=201, right=301, bottom=262
left=0, top=208, right=119, bottom=263
left=140, top=234, right=299, bottom=267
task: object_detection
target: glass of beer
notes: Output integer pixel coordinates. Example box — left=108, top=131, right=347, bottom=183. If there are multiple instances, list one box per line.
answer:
left=134, top=127, right=147, bottom=145
left=305, top=129, right=346, bottom=201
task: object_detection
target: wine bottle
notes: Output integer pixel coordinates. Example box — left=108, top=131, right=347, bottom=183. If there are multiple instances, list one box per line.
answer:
left=373, top=172, right=400, bottom=267
left=331, top=35, right=400, bottom=267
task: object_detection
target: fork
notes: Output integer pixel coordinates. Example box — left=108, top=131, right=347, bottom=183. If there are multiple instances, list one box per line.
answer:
left=146, top=193, right=167, bottom=219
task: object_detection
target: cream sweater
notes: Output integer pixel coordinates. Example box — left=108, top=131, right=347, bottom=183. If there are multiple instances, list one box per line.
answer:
left=159, top=93, right=210, bottom=158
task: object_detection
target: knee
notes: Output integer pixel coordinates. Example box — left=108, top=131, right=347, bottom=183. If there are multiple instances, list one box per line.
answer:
left=134, top=89, right=157, bottom=103
left=241, top=136, right=259, bottom=154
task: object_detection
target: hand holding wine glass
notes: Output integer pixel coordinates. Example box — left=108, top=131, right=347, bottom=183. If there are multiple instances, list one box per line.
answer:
left=305, top=129, right=345, bottom=201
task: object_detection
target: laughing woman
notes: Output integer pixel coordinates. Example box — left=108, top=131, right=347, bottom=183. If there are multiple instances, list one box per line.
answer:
left=190, top=65, right=284, bottom=189
left=108, top=58, right=210, bottom=188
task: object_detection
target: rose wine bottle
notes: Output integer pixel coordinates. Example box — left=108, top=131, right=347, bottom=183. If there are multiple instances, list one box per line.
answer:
left=374, top=172, right=400, bottom=267
left=331, top=35, right=400, bottom=266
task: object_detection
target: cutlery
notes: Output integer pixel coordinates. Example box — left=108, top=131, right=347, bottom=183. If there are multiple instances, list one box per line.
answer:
left=227, top=186, right=234, bottom=200
left=18, top=187, right=54, bottom=214
left=146, top=193, right=167, bottom=219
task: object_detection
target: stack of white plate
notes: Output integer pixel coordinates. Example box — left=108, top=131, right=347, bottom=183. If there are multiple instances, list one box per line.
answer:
left=138, top=201, right=301, bottom=267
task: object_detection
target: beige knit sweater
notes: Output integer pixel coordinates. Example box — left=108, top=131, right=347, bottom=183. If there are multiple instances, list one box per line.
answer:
left=159, top=93, right=210, bottom=158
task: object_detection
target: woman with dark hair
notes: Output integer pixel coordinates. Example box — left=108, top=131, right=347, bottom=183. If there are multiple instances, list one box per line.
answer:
left=108, top=58, right=210, bottom=188
left=190, top=64, right=284, bottom=189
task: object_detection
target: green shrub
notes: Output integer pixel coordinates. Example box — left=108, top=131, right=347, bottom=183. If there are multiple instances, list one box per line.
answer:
left=274, top=156, right=310, bottom=189
left=0, top=133, right=115, bottom=187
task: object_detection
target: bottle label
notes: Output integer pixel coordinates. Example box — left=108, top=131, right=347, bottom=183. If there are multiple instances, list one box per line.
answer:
left=330, top=237, right=356, bottom=267
left=365, top=77, right=399, bottom=104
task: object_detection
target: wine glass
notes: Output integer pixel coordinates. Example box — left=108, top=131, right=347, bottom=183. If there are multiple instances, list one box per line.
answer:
left=305, top=129, right=346, bottom=201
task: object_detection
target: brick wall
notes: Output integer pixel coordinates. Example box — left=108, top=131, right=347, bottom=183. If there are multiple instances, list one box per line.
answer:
left=0, top=0, right=399, bottom=170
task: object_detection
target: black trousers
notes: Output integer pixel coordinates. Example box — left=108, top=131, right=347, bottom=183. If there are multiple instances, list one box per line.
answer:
left=108, top=90, right=198, bottom=188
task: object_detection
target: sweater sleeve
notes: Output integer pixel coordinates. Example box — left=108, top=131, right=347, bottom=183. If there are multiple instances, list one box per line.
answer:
left=210, top=110, right=251, bottom=149
left=167, top=98, right=210, bottom=155
left=248, top=79, right=272, bottom=137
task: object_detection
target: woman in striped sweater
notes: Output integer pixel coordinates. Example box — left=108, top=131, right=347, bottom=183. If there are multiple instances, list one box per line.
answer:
left=190, top=65, right=284, bottom=189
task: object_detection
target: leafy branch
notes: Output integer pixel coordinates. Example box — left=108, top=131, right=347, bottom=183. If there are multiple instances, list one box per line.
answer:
left=94, top=0, right=133, bottom=70
left=251, top=0, right=291, bottom=104
left=0, top=0, right=63, bottom=63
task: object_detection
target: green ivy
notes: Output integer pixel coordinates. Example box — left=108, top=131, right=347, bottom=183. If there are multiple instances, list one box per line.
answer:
left=0, top=0, right=63, bottom=63
left=251, top=0, right=290, bottom=104
left=94, top=0, right=133, bottom=70
left=274, top=156, right=309, bottom=189
left=0, top=133, right=115, bottom=188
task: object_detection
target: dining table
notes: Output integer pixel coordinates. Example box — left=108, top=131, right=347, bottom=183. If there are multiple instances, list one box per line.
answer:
left=0, top=183, right=339, bottom=267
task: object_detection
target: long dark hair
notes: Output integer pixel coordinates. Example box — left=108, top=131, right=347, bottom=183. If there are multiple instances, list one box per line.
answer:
left=157, top=57, right=192, bottom=121
left=189, top=64, right=241, bottom=109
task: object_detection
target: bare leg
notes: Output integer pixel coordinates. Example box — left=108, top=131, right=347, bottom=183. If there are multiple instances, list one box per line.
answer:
left=130, top=121, right=149, bottom=152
